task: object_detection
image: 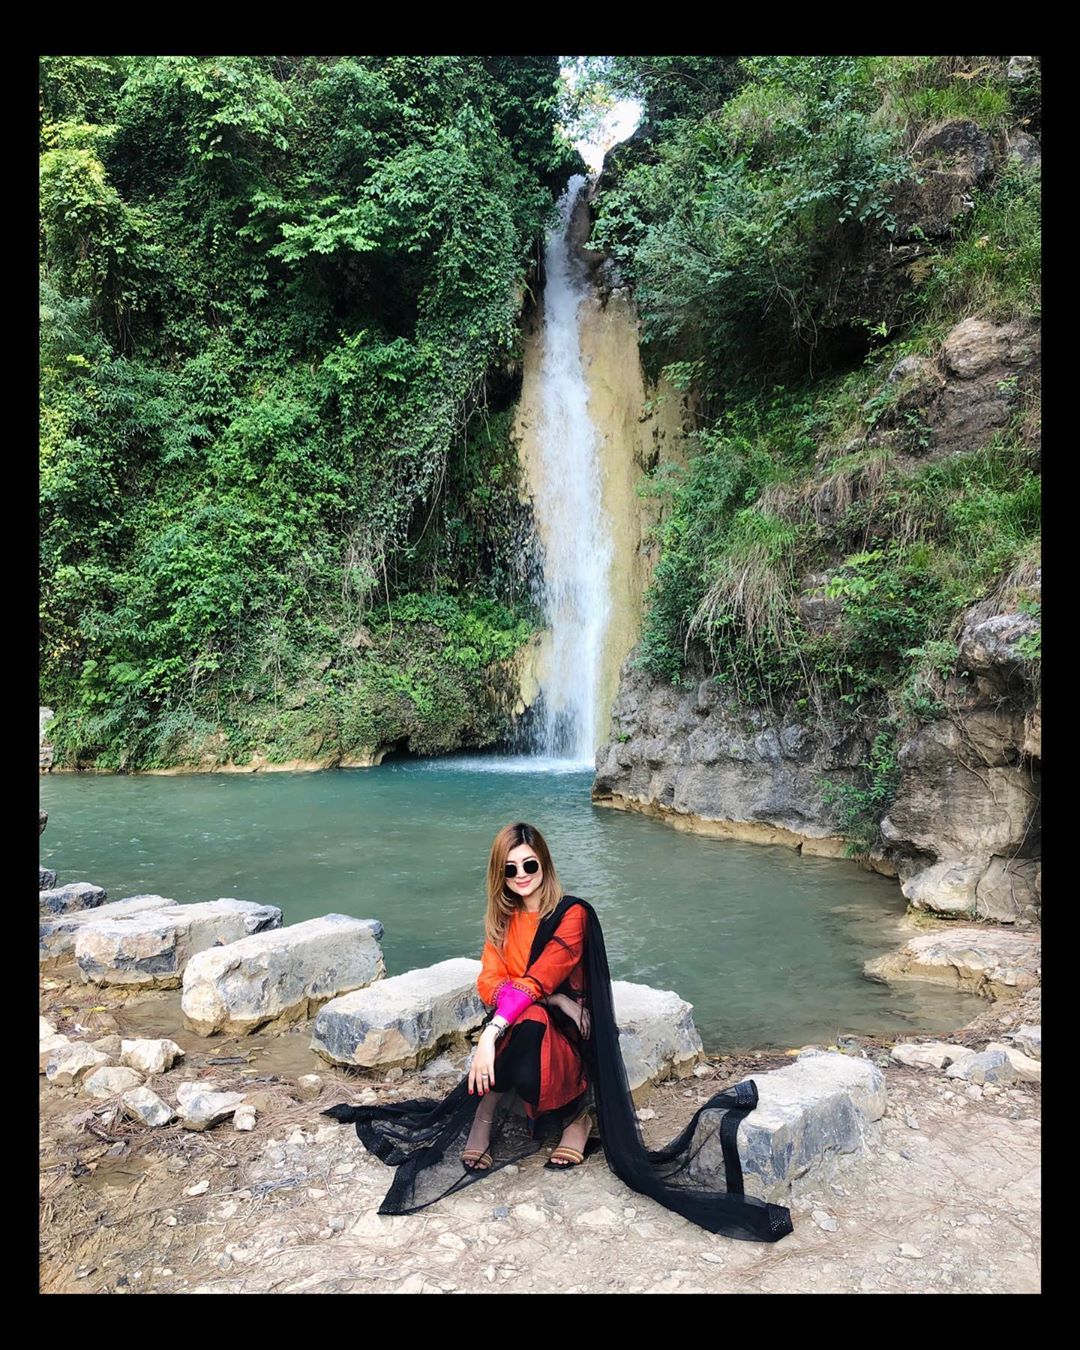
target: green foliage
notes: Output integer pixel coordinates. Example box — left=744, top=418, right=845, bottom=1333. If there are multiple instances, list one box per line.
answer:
left=818, top=728, right=902, bottom=857
left=40, top=55, right=569, bottom=769
left=909, top=153, right=1041, bottom=323
left=590, top=55, right=914, bottom=388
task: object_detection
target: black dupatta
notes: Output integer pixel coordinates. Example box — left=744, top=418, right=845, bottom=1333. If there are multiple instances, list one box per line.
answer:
left=322, top=894, right=794, bottom=1242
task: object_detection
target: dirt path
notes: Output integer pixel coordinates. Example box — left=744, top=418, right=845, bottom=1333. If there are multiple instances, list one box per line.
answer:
left=39, top=972, right=1040, bottom=1294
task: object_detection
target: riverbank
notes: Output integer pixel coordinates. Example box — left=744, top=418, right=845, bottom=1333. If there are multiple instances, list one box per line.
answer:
left=39, top=956, right=1040, bottom=1293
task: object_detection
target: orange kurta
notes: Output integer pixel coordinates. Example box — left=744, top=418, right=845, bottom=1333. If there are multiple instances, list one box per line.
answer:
left=476, top=905, right=589, bottom=1117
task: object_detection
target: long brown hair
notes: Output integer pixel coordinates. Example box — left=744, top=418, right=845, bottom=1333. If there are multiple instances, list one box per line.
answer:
left=484, top=821, right=564, bottom=950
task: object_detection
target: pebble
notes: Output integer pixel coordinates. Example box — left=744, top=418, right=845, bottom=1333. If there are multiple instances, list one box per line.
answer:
left=812, top=1210, right=839, bottom=1232
left=636, top=1108, right=656, bottom=1121
left=184, top=1180, right=210, bottom=1197
left=897, top=1244, right=924, bottom=1259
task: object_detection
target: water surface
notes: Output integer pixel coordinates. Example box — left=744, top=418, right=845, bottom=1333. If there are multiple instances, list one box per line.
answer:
left=40, top=755, right=982, bottom=1050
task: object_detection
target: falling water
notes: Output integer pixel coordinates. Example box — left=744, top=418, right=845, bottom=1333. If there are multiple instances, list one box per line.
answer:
left=525, top=174, right=613, bottom=766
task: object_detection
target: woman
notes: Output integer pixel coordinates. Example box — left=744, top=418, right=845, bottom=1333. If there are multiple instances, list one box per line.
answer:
left=323, top=822, right=794, bottom=1242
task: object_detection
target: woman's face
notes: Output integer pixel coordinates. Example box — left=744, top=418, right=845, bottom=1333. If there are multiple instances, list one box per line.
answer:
left=505, top=841, right=543, bottom=901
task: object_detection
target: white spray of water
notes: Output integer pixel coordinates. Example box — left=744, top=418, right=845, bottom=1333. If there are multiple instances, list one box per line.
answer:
left=527, top=174, right=613, bottom=766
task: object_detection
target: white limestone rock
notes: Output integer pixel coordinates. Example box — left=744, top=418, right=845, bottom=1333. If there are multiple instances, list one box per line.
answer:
left=120, top=1038, right=185, bottom=1075
left=864, top=927, right=1040, bottom=1000
left=83, top=1065, right=145, bottom=1099
left=175, top=1080, right=246, bottom=1130
left=39, top=882, right=108, bottom=916
left=890, top=1041, right=976, bottom=1071
left=180, top=913, right=384, bottom=1036
left=312, top=958, right=485, bottom=1069
left=40, top=894, right=168, bottom=962
left=121, top=1086, right=176, bottom=1128
left=611, top=980, right=704, bottom=1092
left=689, top=1049, right=887, bottom=1207
left=75, top=898, right=282, bottom=988
left=39, top=1032, right=72, bottom=1072
left=45, top=1042, right=111, bottom=1086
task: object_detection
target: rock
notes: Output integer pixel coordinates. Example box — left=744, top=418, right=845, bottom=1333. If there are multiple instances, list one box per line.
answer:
left=419, top=1053, right=461, bottom=1078
left=120, top=1038, right=185, bottom=1075
left=864, top=928, right=1040, bottom=1001
left=175, top=1081, right=247, bottom=1131
left=1005, top=129, right=1041, bottom=170
left=39, top=1016, right=56, bottom=1039
left=812, top=1210, right=839, bottom=1232
left=294, top=1074, right=323, bottom=1102
left=39, top=809, right=48, bottom=836
left=44, top=1043, right=112, bottom=1086
left=591, top=652, right=867, bottom=849
left=985, top=1040, right=1041, bottom=1083
left=40, top=894, right=172, bottom=963
left=945, top=1048, right=1017, bottom=1085
left=39, top=867, right=57, bottom=890
left=890, top=1041, right=976, bottom=1071
left=91, top=1035, right=123, bottom=1056
left=185, top=1179, right=210, bottom=1197
left=1006, top=56, right=1038, bottom=83
left=83, top=1066, right=145, bottom=1099
left=897, top=1243, right=924, bottom=1259
left=39, top=1032, right=72, bottom=1072
left=311, top=958, right=486, bottom=1069
left=881, top=718, right=1038, bottom=920
left=75, top=899, right=282, bottom=987
left=39, top=882, right=108, bottom=916
left=233, top=1105, right=257, bottom=1131
left=1006, top=1023, right=1041, bottom=1060
left=688, top=1050, right=886, bottom=1206
left=121, top=1086, right=176, bottom=1127
left=180, top=913, right=384, bottom=1036
left=610, top=980, right=703, bottom=1092
left=888, top=122, right=995, bottom=241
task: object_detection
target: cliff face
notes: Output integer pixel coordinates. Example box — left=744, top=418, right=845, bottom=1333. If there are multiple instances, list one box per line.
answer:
left=581, top=114, right=1041, bottom=924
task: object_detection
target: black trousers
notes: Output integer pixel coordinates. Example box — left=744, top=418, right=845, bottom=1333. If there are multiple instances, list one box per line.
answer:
left=490, top=1018, right=544, bottom=1106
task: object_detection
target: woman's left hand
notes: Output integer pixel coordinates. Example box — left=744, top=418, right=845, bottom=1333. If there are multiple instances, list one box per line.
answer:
left=469, top=1026, right=498, bottom=1096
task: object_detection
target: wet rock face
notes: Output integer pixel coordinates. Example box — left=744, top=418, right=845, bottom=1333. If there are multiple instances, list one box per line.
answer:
left=593, top=654, right=867, bottom=847
left=880, top=578, right=1040, bottom=922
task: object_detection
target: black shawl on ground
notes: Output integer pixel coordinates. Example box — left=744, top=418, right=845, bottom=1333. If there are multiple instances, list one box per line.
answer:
left=322, top=894, right=794, bottom=1242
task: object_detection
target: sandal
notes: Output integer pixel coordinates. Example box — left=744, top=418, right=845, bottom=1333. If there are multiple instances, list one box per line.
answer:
left=461, top=1103, right=498, bottom=1172
left=544, top=1108, right=596, bottom=1170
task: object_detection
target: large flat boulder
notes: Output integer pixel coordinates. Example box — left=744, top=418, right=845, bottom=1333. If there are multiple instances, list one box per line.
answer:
left=75, top=899, right=282, bottom=988
left=863, top=927, right=1041, bottom=1000
left=307, top=961, right=486, bottom=1074
left=688, top=1049, right=886, bottom=1205
left=181, top=913, right=386, bottom=1036
left=40, top=894, right=170, bottom=963
left=312, top=960, right=705, bottom=1087
left=39, top=882, right=108, bottom=916
left=312, top=958, right=483, bottom=1070
left=611, top=980, right=703, bottom=1095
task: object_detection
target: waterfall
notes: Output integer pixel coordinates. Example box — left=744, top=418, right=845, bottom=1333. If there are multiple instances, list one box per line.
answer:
left=524, top=173, right=613, bottom=766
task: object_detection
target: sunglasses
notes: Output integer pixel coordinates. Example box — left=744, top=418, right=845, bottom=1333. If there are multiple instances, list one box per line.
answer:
left=504, top=858, right=541, bottom=878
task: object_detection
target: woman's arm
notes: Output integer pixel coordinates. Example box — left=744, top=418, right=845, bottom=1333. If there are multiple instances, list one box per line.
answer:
left=512, top=905, right=588, bottom=1004
left=477, top=938, right=512, bottom=1008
